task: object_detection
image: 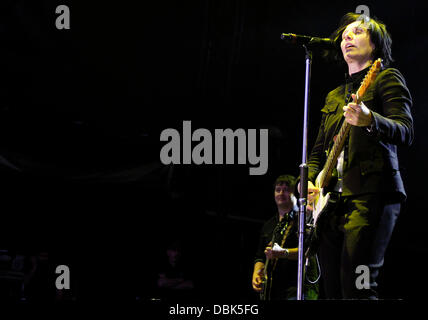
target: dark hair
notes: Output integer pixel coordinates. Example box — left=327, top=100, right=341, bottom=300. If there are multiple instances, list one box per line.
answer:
left=328, top=12, right=393, bottom=67
left=273, top=175, right=296, bottom=192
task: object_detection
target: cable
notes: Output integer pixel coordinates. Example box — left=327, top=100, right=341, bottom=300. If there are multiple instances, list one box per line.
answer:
left=305, top=254, right=321, bottom=284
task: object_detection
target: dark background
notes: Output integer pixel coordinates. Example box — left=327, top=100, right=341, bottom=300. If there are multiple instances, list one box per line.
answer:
left=0, top=0, right=426, bottom=303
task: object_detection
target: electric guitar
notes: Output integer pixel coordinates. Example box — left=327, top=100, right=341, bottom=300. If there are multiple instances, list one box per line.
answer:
left=260, top=219, right=294, bottom=301
left=311, top=58, right=383, bottom=228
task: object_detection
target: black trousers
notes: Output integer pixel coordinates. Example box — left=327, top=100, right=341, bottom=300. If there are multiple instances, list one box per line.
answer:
left=317, top=193, right=401, bottom=299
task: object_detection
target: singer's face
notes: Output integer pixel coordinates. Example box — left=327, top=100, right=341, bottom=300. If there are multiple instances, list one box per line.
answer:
left=341, top=21, right=375, bottom=65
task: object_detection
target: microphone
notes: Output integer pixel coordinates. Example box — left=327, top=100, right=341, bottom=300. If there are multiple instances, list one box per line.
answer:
left=280, top=33, right=336, bottom=49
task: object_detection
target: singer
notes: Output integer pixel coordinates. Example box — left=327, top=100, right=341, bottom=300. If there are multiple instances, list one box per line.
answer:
left=304, top=13, right=413, bottom=299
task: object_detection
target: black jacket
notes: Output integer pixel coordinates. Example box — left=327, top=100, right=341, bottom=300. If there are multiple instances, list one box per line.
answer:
left=308, top=67, right=413, bottom=199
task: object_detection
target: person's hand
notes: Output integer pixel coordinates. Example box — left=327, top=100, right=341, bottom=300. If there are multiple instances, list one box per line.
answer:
left=297, top=180, right=320, bottom=210
left=264, top=243, right=289, bottom=260
left=343, top=94, right=373, bottom=127
left=252, top=262, right=265, bottom=292
left=307, top=180, right=320, bottom=210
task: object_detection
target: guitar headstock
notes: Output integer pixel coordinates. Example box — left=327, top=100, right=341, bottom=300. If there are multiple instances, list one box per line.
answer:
left=355, top=58, right=383, bottom=102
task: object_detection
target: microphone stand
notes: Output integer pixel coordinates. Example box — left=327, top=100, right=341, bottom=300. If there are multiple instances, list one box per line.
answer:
left=297, top=45, right=311, bottom=300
